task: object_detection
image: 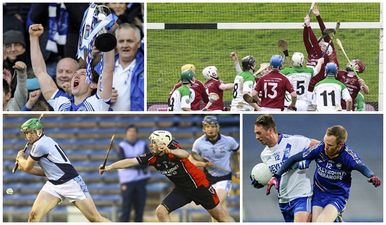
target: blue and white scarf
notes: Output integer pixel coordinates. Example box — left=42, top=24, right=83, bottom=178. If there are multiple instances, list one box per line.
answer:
left=46, top=3, right=68, bottom=53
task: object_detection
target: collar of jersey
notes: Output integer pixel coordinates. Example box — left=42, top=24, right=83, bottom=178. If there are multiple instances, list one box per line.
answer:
left=206, top=134, right=221, bottom=144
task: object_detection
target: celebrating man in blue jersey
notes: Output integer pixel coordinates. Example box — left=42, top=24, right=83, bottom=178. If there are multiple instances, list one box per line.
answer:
left=268, top=125, right=381, bottom=222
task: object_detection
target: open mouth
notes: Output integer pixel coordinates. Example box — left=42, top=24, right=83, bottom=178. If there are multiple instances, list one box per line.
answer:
left=73, top=80, right=80, bottom=88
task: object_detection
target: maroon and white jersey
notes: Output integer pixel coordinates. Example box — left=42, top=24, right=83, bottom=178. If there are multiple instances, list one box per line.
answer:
left=169, top=80, right=208, bottom=110
left=255, top=71, right=295, bottom=110
left=204, top=79, right=224, bottom=111
left=337, top=71, right=361, bottom=110
left=303, top=21, right=339, bottom=92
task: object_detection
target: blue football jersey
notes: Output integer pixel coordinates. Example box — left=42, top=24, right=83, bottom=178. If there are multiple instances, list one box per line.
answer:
left=303, top=142, right=363, bottom=198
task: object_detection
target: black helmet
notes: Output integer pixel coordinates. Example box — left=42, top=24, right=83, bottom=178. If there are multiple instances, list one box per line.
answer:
left=241, top=55, right=256, bottom=71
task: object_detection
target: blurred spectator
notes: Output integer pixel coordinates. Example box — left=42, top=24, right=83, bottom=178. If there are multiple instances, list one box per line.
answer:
left=21, top=78, right=52, bottom=111
left=111, top=23, right=144, bottom=111
left=55, top=58, right=79, bottom=95
left=28, top=3, right=88, bottom=59
left=4, top=30, right=27, bottom=68
left=3, top=61, right=28, bottom=111
left=117, top=125, right=150, bottom=222
left=108, top=3, right=143, bottom=25
left=3, top=3, right=30, bottom=34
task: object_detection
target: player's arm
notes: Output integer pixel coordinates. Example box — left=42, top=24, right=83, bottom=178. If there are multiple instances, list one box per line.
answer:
left=342, top=88, right=353, bottom=111
left=219, top=82, right=234, bottom=90
left=171, top=149, right=190, bottom=158
left=16, top=152, right=45, bottom=176
left=359, top=78, right=370, bottom=94
left=231, top=150, right=240, bottom=177
left=202, top=92, right=217, bottom=111
left=100, top=158, right=140, bottom=174
left=188, top=154, right=211, bottom=167
left=29, top=24, right=58, bottom=101
left=98, top=49, right=115, bottom=101
left=313, top=57, right=325, bottom=76
left=230, top=52, right=242, bottom=74
left=353, top=163, right=381, bottom=187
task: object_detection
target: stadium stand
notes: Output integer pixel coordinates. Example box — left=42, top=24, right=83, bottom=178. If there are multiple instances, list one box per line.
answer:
left=3, top=114, right=240, bottom=222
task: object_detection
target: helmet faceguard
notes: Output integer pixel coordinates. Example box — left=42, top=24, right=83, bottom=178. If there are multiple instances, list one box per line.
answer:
left=346, top=59, right=365, bottom=73
left=202, top=66, right=219, bottom=80
left=149, top=130, right=173, bottom=146
left=241, top=55, right=256, bottom=72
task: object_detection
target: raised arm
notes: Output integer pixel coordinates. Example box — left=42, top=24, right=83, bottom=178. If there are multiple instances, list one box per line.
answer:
left=98, top=49, right=115, bottom=101
left=29, top=24, right=58, bottom=100
left=11, top=61, right=28, bottom=110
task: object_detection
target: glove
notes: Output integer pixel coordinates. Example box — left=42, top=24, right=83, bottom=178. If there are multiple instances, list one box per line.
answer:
left=297, top=160, right=311, bottom=170
left=250, top=175, right=264, bottom=189
left=368, top=175, right=381, bottom=187
left=266, top=175, right=280, bottom=195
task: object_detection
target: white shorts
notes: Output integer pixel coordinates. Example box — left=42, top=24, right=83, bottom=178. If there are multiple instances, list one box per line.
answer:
left=42, top=176, right=90, bottom=203
left=212, top=180, right=232, bottom=194
left=260, top=107, right=282, bottom=111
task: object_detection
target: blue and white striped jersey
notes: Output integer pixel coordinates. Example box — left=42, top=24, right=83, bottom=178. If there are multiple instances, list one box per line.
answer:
left=48, top=89, right=110, bottom=111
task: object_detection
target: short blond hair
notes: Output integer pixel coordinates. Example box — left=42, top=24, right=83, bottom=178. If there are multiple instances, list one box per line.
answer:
left=326, top=125, right=348, bottom=144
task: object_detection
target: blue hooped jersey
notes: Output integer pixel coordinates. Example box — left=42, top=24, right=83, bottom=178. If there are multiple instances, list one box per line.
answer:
left=303, top=142, right=363, bottom=198
left=48, top=89, right=110, bottom=111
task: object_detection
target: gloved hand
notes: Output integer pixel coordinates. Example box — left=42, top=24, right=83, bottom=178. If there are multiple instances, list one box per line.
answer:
left=297, top=160, right=311, bottom=170
left=368, top=175, right=381, bottom=187
left=250, top=175, right=264, bottom=189
left=266, top=175, right=280, bottom=195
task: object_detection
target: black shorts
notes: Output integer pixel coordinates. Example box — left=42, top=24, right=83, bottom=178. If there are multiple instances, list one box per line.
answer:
left=161, top=185, right=220, bottom=212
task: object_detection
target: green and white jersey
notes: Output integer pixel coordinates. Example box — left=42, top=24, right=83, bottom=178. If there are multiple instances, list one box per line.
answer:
left=312, top=77, right=351, bottom=112
left=230, top=71, right=255, bottom=111
left=168, top=85, right=195, bottom=111
left=281, top=66, right=314, bottom=101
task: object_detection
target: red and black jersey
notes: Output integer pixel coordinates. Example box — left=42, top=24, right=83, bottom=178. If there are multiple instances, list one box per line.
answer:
left=204, top=79, right=224, bottom=111
left=136, top=141, right=210, bottom=190
left=337, top=71, right=360, bottom=110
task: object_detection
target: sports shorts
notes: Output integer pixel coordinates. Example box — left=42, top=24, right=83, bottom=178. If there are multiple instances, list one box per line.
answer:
left=212, top=180, right=232, bottom=194
left=279, top=196, right=312, bottom=222
left=312, top=189, right=347, bottom=213
left=42, top=175, right=90, bottom=202
left=161, top=185, right=220, bottom=212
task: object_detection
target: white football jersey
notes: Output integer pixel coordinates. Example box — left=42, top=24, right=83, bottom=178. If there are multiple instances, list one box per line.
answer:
left=260, top=134, right=312, bottom=203
left=48, top=90, right=110, bottom=111
left=312, top=77, right=351, bottom=112
left=230, top=71, right=255, bottom=111
left=168, top=85, right=195, bottom=111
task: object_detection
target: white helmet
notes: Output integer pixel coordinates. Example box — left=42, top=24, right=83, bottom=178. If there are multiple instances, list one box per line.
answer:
left=291, top=52, right=304, bottom=67
left=202, top=66, right=218, bottom=80
left=149, top=130, right=172, bottom=146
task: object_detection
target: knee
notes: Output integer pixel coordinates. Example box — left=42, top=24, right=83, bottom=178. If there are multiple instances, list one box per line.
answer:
left=155, top=205, right=169, bottom=220
left=28, top=210, right=39, bottom=222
